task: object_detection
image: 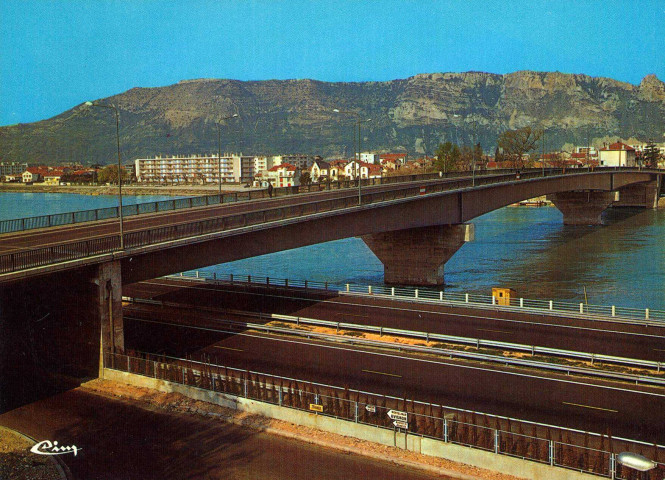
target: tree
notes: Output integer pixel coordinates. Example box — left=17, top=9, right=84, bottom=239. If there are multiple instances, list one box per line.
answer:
left=643, top=141, right=661, bottom=168
left=299, top=171, right=312, bottom=186
left=497, top=127, right=543, bottom=169
left=97, top=165, right=129, bottom=184
left=434, top=142, right=461, bottom=173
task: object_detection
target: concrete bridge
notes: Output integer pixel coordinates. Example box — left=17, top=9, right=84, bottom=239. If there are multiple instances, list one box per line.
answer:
left=0, top=168, right=662, bottom=410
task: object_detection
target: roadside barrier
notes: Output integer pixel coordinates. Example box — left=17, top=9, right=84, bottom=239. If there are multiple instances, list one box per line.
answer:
left=105, top=351, right=665, bottom=479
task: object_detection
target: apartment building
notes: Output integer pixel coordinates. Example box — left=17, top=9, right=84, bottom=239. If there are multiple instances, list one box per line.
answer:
left=0, top=162, right=28, bottom=178
left=134, top=154, right=255, bottom=184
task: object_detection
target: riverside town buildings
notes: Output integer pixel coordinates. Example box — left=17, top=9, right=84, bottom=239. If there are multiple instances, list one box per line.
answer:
left=134, top=154, right=255, bottom=184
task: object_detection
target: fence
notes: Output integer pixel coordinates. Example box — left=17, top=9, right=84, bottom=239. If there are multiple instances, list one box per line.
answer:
left=105, top=351, right=665, bottom=479
left=171, top=270, right=665, bottom=325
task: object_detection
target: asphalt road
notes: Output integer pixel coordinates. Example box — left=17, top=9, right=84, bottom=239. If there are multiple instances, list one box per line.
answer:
left=122, top=305, right=665, bottom=445
left=0, top=178, right=454, bottom=255
left=124, top=279, right=665, bottom=363
left=0, top=387, right=446, bottom=480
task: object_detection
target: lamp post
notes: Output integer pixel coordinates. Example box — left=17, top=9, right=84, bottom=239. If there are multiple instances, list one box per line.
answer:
left=333, top=109, right=371, bottom=205
left=217, top=114, right=239, bottom=197
left=84, top=101, right=124, bottom=250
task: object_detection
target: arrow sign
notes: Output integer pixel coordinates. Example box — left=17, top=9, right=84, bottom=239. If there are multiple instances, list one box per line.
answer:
left=365, top=404, right=376, bottom=413
left=393, top=420, right=408, bottom=429
left=387, top=410, right=408, bottom=422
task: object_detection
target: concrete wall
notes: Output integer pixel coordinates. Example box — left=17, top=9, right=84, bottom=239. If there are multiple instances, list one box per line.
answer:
left=103, top=369, right=602, bottom=480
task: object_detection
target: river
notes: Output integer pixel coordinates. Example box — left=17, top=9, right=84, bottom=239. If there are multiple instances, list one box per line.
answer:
left=1, top=192, right=663, bottom=310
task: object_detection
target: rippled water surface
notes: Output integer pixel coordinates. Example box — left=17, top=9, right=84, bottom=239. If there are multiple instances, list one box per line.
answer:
left=1, top=192, right=663, bottom=310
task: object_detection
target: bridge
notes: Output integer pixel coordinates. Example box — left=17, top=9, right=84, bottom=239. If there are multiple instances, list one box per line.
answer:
left=0, top=167, right=662, bottom=411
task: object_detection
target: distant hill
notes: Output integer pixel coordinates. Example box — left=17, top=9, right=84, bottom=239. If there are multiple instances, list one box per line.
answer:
left=1, top=71, right=664, bottom=165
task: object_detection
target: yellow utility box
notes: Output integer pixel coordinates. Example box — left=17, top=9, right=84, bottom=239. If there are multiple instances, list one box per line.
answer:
left=492, top=287, right=517, bottom=306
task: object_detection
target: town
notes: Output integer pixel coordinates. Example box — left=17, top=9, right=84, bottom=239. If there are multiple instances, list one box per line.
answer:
left=2, top=138, right=664, bottom=188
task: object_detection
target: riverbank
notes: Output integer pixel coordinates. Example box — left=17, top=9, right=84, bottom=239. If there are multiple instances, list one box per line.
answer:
left=0, top=183, right=264, bottom=196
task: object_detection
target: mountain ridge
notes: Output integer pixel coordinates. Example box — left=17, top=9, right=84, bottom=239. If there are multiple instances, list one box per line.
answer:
left=1, top=70, right=663, bottom=165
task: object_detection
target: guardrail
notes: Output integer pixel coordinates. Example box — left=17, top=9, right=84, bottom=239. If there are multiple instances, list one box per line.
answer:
left=169, top=270, right=665, bottom=326
left=123, top=301, right=665, bottom=384
left=0, top=169, right=559, bottom=275
left=1, top=167, right=658, bottom=277
left=0, top=168, right=524, bottom=235
left=106, top=351, right=665, bottom=479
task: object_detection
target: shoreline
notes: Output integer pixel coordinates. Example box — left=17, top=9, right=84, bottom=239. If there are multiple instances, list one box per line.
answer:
left=0, top=183, right=263, bottom=197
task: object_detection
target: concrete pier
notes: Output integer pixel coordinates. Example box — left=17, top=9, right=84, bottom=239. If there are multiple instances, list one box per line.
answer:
left=548, top=191, right=619, bottom=225
left=362, top=224, right=474, bottom=286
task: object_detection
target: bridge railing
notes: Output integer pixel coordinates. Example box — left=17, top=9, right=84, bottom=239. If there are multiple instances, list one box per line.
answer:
left=105, top=351, right=665, bottom=479
left=0, top=167, right=652, bottom=275
left=2, top=166, right=631, bottom=235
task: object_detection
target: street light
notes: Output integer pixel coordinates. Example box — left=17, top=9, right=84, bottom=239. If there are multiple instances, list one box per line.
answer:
left=616, top=452, right=657, bottom=479
left=333, top=109, right=371, bottom=205
left=217, top=114, right=239, bottom=197
left=84, top=101, right=124, bottom=250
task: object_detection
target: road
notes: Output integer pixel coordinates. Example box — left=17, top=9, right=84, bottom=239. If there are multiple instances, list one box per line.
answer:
left=124, top=278, right=665, bottom=363
left=0, top=178, right=451, bottom=255
left=0, top=387, right=446, bottom=480
left=120, top=300, right=665, bottom=444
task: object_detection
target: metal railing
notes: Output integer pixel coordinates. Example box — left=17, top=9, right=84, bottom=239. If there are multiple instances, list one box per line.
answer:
left=123, top=301, right=665, bottom=384
left=170, top=270, right=665, bottom=325
left=0, top=168, right=518, bottom=235
left=1, top=166, right=643, bottom=236
left=1, top=167, right=658, bottom=276
left=105, top=351, right=665, bottom=479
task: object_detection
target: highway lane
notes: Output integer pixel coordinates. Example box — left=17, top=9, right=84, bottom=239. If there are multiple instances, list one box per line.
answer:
left=124, top=279, right=665, bottom=363
left=123, top=314, right=665, bottom=445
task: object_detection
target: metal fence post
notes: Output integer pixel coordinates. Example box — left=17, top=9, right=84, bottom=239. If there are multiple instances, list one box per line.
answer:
left=368, top=285, right=372, bottom=294
left=610, top=452, right=615, bottom=479
left=494, top=429, right=499, bottom=454
left=279, top=387, right=283, bottom=406
left=244, top=377, right=248, bottom=397
left=646, top=308, right=650, bottom=319
left=444, top=418, right=448, bottom=442
left=549, top=300, right=553, bottom=310
left=414, top=289, right=418, bottom=298
left=346, top=283, right=350, bottom=292
left=549, top=440, right=554, bottom=466
left=612, top=305, right=616, bottom=317
left=127, top=355, right=130, bottom=373
left=391, top=287, right=395, bottom=296
left=579, top=303, right=584, bottom=313
left=355, top=402, right=358, bottom=423
left=520, top=298, right=524, bottom=308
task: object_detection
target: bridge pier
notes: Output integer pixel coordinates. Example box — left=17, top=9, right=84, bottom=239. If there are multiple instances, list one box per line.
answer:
left=548, top=191, right=619, bottom=225
left=613, top=179, right=661, bottom=208
left=362, top=224, right=474, bottom=286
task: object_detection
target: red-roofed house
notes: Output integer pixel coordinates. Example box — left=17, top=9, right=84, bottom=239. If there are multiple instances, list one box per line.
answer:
left=22, top=167, right=48, bottom=183
left=599, top=142, right=636, bottom=167
left=265, top=162, right=300, bottom=187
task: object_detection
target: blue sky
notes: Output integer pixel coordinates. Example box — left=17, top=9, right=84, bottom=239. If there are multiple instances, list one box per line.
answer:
left=1, top=0, right=664, bottom=126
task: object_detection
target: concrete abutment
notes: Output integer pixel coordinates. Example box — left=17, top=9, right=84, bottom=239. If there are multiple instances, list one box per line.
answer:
left=0, top=260, right=123, bottom=412
left=362, top=224, right=474, bottom=286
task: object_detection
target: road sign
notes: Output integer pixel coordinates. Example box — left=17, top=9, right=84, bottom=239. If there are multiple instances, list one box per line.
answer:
left=387, top=409, right=408, bottom=422
left=309, top=403, right=323, bottom=412
left=393, top=420, right=408, bottom=429
left=365, top=404, right=376, bottom=413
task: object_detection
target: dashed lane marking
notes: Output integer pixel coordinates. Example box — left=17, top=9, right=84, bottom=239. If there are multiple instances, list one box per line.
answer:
left=562, top=401, right=618, bottom=413
left=361, top=369, right=402, bottom=378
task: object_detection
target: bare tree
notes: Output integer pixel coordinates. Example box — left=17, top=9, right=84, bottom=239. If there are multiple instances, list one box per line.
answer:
left=497, top=127, right=543, bottom=169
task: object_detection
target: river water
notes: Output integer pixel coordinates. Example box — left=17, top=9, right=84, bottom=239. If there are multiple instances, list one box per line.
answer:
left=1, top=192, right=663, bottom=310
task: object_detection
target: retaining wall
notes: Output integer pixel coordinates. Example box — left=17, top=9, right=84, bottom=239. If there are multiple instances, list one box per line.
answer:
left=103, top=368, right=601, bottom=480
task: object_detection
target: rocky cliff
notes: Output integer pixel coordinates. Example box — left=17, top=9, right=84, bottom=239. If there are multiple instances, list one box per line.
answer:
left=1, top=71, right=663, bottom=165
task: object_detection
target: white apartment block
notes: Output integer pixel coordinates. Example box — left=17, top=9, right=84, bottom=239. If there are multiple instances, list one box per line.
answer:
left=134, top=154, right=255, bottom=184
left=0, top=162, right=28, bottom=177
left=272, top=154, right=316, bottom=170
left=358, top=152, right=380, bottom=164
